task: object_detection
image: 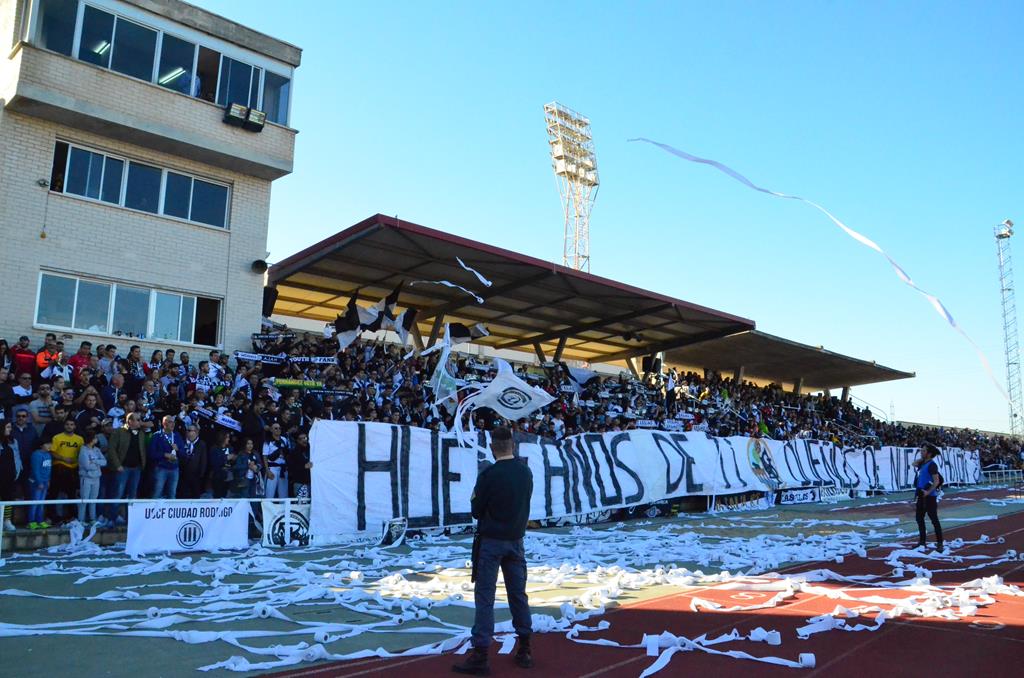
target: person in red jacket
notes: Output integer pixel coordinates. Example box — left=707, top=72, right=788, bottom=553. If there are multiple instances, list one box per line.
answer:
left=10, top=336, right=36, bottom=379
left=67, top=341, right=93, bottom=381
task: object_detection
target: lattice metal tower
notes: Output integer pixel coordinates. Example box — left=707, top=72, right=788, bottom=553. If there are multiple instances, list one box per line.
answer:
left=995, top=219, right=1023, bottom=435
left=544, top=102, right=599, bottom=271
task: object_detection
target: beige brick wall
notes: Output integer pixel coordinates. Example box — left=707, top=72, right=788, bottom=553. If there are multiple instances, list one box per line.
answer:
left=0, top=0, right=296, bottom=360
left=0, top=109, right=270, bottom=356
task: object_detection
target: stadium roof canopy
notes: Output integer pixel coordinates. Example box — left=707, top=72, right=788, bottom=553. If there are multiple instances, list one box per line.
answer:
left=268, top=214, right=755, bottom=365
left=665, top=330, right=914, bottom=392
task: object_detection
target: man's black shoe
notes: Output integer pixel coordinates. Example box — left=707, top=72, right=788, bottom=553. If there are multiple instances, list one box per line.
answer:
left=453, top=646, right=490, bottom=675
left=514, top=635, right=533, bottom=669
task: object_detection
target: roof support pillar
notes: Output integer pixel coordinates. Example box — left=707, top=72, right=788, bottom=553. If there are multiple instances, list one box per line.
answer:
left=410, top=322, right=425, bottom=352
left=733, top=366, right=745, bottom=383
left=533, top=342, right=547, bottom=364
left=626, top=357, right=640, bottom=378
left=427, top=314, right=445, bottom=348
left=793, top=378, right=804, bottom=395
left=552, top=336, right=567, bottom=363
left=841, top=386, right=850, bottom=402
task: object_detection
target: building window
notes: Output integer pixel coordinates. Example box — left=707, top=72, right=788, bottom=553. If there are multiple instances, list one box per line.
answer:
left=77, top=4, right=114, bottom=69
left=112, top=285, right=149, bottom=338
left=124, top=161, right=161, bottom=214
left=263, top=71, right=291, bottom=126
left=62, top=145, right=123, bottom=203
left=157, top=33, right=197, bottom=95
left=217, top=56, right=261, bottom=109
left=38, top=0, right=77, bottom=56
left=36, top=273, right=221, bottom=346
left=50, top=141, right=230, bottom=228
left=33, top=2, right=293, bottom=125
left=110, top=17, right=157, bottom=82
left=195, top=46, right=221, bottom=103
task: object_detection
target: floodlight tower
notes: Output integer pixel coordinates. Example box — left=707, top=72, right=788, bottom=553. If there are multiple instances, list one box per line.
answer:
left=995, top=219, right=1023, bottom=435
left=544, top=102, right=599, bottom=272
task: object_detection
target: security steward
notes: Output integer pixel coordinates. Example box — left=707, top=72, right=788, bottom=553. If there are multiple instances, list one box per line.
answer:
left=914, top=443, right=944, bottom=552
left=453, top=425, right=534, bottom=674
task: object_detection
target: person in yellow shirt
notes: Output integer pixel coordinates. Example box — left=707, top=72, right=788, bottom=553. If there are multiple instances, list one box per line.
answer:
left=49, top=417, right=83, bottom=524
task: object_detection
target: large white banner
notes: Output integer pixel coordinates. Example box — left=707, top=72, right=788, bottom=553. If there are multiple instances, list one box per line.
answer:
left=309, top=421, right=981, bottom=536
left=126, top=501, right=249, bottom=556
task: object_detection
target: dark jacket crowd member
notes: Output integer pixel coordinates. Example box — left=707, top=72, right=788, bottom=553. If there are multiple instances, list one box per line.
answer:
left=914, top=443, right=944, bottom=551
left=453, top=425, right=534, bottom=675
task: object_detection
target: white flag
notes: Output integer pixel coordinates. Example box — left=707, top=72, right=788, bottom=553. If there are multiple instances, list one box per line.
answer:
left=472, top=359, right=554, bottom=421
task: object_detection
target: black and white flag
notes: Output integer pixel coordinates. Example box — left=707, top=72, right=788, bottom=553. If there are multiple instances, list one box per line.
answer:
left=447, top=322, right=489, bottom=344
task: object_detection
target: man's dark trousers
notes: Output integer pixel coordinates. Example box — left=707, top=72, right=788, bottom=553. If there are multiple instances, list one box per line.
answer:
left=471, top=537, right=532, bottom=647
left=915, top=493, right=942, bottom=545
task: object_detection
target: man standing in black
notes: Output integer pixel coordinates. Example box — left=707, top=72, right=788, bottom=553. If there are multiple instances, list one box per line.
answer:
left=453, top=425, right=534, bottom=674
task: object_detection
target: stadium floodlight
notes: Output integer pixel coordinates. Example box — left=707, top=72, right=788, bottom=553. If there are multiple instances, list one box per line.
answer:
left=545, top=102, right=599, bottom=272
left=994, top=218, right=1023, bottom=435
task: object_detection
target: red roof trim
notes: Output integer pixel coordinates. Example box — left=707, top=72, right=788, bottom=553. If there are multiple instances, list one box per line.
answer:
left=270, top=214, right=755, bottom=329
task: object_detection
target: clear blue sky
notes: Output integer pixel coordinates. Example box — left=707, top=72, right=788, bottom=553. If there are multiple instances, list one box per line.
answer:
left=196, top=0, right=1021, bottom=432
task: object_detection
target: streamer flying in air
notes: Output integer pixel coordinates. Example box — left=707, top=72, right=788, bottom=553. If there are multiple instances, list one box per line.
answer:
left=629, top=137, right=1007, bottom=401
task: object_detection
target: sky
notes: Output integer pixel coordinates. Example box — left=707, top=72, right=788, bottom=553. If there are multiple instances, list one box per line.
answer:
left=194, top=0, right=1022, bottom=433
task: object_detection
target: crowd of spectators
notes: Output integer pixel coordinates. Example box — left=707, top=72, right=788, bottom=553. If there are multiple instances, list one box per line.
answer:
left=0, top=327, right=1021, bottom=531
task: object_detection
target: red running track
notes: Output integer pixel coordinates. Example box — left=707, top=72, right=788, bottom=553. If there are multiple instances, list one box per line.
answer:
left=273, top=507, right=1024, bottom=678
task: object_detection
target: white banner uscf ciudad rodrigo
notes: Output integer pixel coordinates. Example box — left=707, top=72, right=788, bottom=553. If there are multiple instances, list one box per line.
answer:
left=126, top=501, right=249, bottom=556
left=308, top=421, right=982, bottom=536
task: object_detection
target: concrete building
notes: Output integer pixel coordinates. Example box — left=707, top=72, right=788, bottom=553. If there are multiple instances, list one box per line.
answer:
left=0, top=0, right=300, bottom=359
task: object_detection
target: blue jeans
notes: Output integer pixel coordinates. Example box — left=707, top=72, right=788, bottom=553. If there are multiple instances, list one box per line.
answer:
left=471, top=537, right=532, bottom=648
left=151, top=467, right=179, bottom=499
left=107, top=467, right=142, bottom=520
left=29, top=483, right=48, bottom=524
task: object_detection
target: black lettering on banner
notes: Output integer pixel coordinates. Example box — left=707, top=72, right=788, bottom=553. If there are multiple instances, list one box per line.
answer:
left=401, top=428, right=440, bottom=528
left=671, top=433, right=706, bottom=493
left=655, top=432, right=687, bottom=492
left=441, top=437, right=473, bottom=527
left=559, top=440, right=586, bottom=513
left=541, top=441, right=571, bottom=517
left=781, top=440, right=815, bottom=486
left=834, top=446, right=861, bottom=489
left=653, top=433, right=705, bottom=495
left=860, top=446, right=881, bottom=489
left=800, top=441, right=830, bottom=486
left=891, top=448, right=914, bottom=490
left=814, top=442, right=841, bottom=487
left=356, top=424, right=400, bottom=531
left=582, top=434, right=623, bottom=506
left=609, top=433, right=644, bottom=504
left=568, top=438, right=598, bottom=511
left=709, top=437, right=747, bottom=491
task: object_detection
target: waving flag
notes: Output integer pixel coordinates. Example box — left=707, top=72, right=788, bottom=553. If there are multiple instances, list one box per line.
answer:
left=471, top=359, right=554, bottom=421
left=428, top=329, right=460, bottom=409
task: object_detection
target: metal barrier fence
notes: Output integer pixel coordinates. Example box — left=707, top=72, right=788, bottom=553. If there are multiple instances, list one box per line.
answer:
left=981, top=469, right=1024, bottom=484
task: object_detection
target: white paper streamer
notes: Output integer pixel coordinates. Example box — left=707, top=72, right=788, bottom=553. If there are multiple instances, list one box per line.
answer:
left=409, top=280, right=484, bottom=304
left=456, top=257, right=493, bottom=287
left=629, top=137, right=1008, bottom=400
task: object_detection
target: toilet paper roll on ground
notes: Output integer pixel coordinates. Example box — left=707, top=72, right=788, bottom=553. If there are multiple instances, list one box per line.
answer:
left=146, top=607, right=160, bottom=619
left=314, top=630, right=331, bottom=644
left=799, top=653, right=816, bottom=668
